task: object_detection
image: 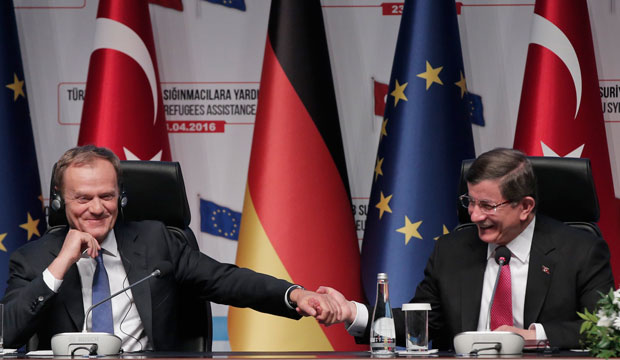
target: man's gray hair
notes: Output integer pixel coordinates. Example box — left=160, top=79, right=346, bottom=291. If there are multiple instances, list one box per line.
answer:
left=54, top=145, right=122, bottom=192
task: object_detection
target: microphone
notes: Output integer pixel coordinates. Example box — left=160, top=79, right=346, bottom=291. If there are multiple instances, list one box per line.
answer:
left=486, top=246, right=511, bottom=331
left=81, top=262, right=171, bottom=332
left=453, top=246, right=523, bottom=355
left=51, top=262, right=172, bottom=356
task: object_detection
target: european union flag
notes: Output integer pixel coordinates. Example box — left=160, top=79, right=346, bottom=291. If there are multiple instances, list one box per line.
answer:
left=200, top=199, right=241, bottom=240
left=1, top=0, right=46, bottom=296
left=465, top=92, right=485, bottom=126
left=202, top=0, right=246, bottom=11
left=361, top=0, right=475, bottom=305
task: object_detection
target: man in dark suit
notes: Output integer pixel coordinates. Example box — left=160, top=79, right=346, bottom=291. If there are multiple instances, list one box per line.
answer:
left=1, top=145, right=337, bottom=351
left=318, top=148, right=614, bottom=350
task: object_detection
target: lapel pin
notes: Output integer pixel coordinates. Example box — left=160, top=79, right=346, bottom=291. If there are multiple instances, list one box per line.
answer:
left=542, top=265, right=550, bottom=275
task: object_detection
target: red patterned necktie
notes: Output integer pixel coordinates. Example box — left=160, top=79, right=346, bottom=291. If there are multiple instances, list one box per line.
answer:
left=490, top=263, right=513, bottom=329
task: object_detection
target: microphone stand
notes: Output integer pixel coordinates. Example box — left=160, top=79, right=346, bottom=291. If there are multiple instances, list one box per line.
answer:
left=51, top=268, right=164, bottom=356
left=453, top=247, right=524, bottom=356
left=82, top=269, right=161, bottom=332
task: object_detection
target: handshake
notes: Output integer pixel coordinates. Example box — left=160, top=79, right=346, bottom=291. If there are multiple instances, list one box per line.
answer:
left=290, top=286, right=356, bottom=326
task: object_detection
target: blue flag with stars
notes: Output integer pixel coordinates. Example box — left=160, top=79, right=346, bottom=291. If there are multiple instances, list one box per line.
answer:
left=200, top=198, right=241, bottom=240
left=1, top=0, right=46, bottom=296
left=361, top=0, right=475, bottom=306
left=202, top=0, right=246, bottom=11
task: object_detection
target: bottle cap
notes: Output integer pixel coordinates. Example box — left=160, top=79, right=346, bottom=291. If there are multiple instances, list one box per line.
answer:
left=377, top=272, right=388, bottom=280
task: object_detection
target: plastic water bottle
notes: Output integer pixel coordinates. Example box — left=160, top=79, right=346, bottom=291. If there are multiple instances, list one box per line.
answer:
left=370, top=273, right=396, bottom=355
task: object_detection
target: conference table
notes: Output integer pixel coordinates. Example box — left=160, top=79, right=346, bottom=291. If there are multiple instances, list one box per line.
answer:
left=1, top=350, right=597, bottom=359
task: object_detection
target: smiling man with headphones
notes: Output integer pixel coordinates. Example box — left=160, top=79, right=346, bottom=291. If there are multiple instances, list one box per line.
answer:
left=0, top=145, right=340, bottom=352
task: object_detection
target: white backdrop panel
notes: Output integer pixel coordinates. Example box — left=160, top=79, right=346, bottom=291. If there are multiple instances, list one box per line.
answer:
left=13, top=0, right=620, bottom=349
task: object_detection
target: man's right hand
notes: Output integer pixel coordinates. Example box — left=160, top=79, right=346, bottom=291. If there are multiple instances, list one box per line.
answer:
left=316, top=286, right=357, bottom=325
left=47, top=229, right=101, bottom=280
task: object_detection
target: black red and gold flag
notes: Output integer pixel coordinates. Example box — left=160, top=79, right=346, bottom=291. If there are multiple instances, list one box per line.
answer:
left=229, top=0, right=365, bottom=351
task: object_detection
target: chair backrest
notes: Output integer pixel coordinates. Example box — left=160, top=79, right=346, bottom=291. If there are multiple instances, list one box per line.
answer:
left=47, top=160, right=212, bottom=351
left=48, top=161, right=192, bottom=229
left=456, top=156, right=601, bottom=236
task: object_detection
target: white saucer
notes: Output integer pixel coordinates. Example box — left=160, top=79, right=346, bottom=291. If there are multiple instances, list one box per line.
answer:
left=397, top=349, right=439, bottom=356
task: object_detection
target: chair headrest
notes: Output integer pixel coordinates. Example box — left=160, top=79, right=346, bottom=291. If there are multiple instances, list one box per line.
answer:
left=48, top=160, right=191, bottom=229
left=457, top=156, right=600, bottom=224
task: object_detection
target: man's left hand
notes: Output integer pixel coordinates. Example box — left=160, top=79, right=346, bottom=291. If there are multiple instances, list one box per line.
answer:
left=494, top=325, right=536, bottom=340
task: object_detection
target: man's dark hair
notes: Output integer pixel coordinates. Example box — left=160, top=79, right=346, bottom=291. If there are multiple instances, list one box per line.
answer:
left=466, top=148, right=537, bottom=207
left=54, top=145, right=122, bottom=192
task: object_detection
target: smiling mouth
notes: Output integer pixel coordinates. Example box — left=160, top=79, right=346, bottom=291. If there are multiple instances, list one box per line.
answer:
left=85, top=218, right=108, bottom=223
left=477, top=223, right=493, bottom=230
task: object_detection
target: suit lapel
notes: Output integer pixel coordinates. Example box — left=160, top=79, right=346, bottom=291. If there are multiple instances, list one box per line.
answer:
left=115, top=224, right=154, bottom=342
left=460, top=232, right=488, bottom=331
left=524, top=216, right=556, bottom=326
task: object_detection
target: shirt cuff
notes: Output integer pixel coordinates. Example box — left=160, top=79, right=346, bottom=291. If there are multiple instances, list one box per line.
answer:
left=43, top=268, right=63, bottom=292
left=284, top=285, right=304, bottom=310
left=346, top=301, right=368, bottom=337
left=528, top=323, right=547, bottom=341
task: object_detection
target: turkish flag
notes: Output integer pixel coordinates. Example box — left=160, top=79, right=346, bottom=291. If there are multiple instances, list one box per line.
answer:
left=373, top=79, right=388, bottom=117
left=148, top=0, right=183, bottom=11
left=514, top=0, right=620, bottom=280
left=78, top=0, right=171, bottom=161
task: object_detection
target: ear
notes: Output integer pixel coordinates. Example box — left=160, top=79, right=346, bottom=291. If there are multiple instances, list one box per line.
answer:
left=519, top=196, right=536, bottom=221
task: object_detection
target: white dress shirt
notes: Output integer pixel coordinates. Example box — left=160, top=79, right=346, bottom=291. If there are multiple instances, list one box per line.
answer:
left=476, top=217, right=546, bottom=340
left=43, top=230, right=150, bottom=352
left=347, top=217, right=546, bottom=341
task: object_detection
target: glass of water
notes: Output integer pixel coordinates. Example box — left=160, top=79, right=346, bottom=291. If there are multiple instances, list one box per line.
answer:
left=403, top=303, right=431, bottom=352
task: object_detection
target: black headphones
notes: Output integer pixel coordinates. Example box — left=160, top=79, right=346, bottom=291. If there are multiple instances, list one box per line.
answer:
left=50, top=187, right=128, bottom=212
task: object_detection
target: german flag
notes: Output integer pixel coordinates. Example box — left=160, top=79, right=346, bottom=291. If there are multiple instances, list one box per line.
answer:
left=228, top=0, right=365, bottom=351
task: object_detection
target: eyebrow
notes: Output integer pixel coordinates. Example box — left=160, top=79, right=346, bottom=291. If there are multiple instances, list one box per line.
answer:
left=68, top=190, right=117, bottom=198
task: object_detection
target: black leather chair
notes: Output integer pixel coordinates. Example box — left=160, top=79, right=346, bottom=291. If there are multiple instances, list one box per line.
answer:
left=47, top=160, right=213, bottom=351
left=456, top=156, right=601, bottom=236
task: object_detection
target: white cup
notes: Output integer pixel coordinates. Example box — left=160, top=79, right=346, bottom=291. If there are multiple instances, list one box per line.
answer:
left=402, top=303, right=431, bottom=352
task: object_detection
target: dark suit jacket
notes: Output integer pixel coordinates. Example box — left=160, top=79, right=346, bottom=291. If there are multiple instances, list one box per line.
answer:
left=361, top=215, right=614, bottom=350
left=1, top=220, right=300, bottom=350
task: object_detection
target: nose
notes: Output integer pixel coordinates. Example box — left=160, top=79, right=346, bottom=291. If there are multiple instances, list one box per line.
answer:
left=89, top=197, right=104, bottom=215
left=468, top=203, right=487, bottom=223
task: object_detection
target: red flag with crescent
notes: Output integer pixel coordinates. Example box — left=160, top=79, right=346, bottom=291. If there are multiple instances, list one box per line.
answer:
left=514, top=0, right=620, bottom=280
left=78, top=0, right=171, bottom=161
